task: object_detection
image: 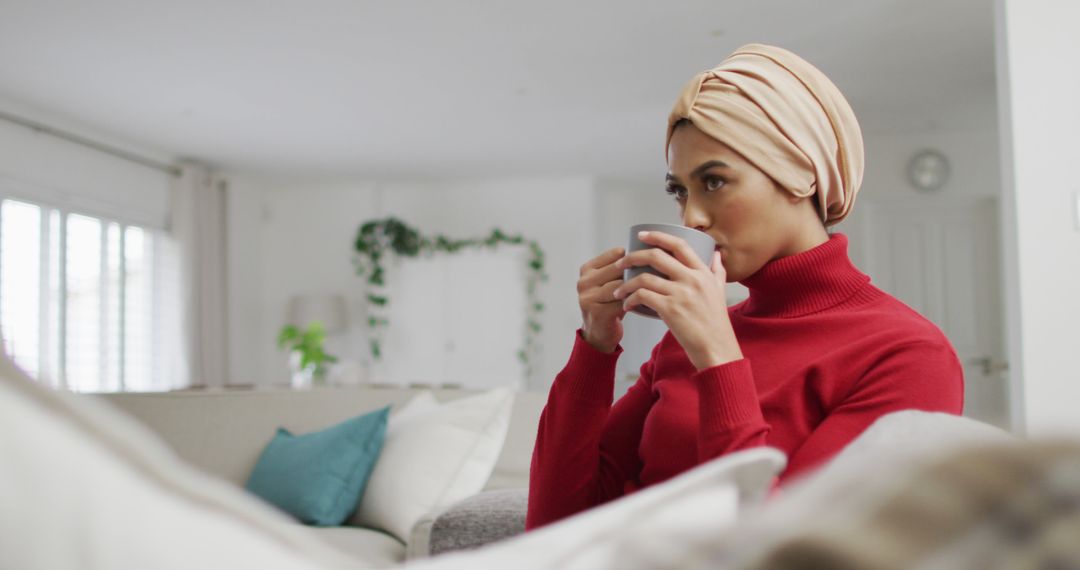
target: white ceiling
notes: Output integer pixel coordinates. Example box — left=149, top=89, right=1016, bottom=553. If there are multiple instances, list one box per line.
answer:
left=0, top=0, right=997, bottom=180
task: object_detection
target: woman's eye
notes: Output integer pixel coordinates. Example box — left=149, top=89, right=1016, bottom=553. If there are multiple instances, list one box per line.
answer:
left=664, top=186, right=687, bottom=201
left=705, top=176, right=726, bottom=191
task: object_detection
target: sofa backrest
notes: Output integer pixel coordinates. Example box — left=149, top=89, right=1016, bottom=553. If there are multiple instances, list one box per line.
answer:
left=98, top=387, right=547, bottom=491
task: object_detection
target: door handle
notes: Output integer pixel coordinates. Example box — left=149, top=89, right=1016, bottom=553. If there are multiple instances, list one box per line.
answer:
left=967, top=356, right=1009, bottom=375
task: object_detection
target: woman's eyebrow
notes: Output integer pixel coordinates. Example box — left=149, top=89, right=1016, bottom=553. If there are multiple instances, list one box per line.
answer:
left=691, top=160, right=730, bottom=179
left=667, top=160, right=731, bottom=185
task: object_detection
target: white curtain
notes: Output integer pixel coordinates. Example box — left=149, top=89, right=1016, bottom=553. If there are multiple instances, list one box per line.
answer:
left=169, top=162, right=228, bottom=388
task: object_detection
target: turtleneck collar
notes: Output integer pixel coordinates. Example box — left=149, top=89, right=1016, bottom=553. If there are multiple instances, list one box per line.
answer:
left=736, top=233, right=871, bottom=318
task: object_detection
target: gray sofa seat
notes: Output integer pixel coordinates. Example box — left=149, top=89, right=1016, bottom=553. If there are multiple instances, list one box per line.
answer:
left=428, top=489, right=528, bottom=556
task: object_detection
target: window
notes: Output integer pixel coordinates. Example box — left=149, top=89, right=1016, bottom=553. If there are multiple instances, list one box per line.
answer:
left=0, top=198, right=180, bottom=391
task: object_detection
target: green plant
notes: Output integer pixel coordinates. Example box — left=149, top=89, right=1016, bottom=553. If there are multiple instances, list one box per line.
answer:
left=277, top=321, right=338, bottom=380
left=352, top=217, right=548, bottom=378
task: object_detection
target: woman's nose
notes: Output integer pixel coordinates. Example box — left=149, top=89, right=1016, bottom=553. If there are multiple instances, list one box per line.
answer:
left=681, top=198, right=710, bottom=232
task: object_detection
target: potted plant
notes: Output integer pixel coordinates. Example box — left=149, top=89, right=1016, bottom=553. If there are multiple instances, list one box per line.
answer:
left=277, top=321, right=338, bottom=389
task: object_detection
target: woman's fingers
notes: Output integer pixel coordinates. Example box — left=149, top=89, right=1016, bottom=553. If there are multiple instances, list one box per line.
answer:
left=578, top=248, right=632, bottom=353
left=586, top=279, right=625, bottom=305
left=710, top=251, right=727, bottom=280
left=580, top=247, right=625, bottom=276
left=622, top=288, right=666, bottom=315
left=578, top=248, right=626, bottom=290
left=596, top=259, right=627, bottom=287
left=578, top=263, right=623, bottom=296
left=640, top=231, right=709, bottom=270
left=613, top=272, right=676, bottom=300
left=618, top=246, right=691, bottom=281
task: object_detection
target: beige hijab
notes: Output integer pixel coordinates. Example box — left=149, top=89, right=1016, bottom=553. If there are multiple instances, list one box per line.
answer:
left=667, top=44, right=864, bottom=226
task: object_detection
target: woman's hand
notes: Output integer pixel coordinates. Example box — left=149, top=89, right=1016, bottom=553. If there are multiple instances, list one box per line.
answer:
left=614, top=231, right=743, bottom=370
left=577, top=247, right=628, bottom=353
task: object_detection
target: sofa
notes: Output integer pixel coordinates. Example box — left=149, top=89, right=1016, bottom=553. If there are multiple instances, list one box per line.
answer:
left=13, top=350, right=1064, bottom=570
left=98, top=386, right=547, bottom=567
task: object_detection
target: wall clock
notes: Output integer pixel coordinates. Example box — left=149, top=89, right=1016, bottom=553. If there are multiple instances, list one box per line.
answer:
left=907, top=149, right=950, bottom=192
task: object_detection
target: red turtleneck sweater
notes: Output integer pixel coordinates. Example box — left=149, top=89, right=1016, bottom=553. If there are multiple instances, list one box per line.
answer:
left=526, top=234, right=964, bottom=530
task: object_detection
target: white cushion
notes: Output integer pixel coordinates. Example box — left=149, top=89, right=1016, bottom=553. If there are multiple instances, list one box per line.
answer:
left=0, top=355, right=364, bottom=570
left=350, top=388, right=513, bottom=542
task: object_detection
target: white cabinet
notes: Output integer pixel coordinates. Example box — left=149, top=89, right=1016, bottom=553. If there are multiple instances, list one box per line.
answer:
left=374, top=248, right=527, bottom=389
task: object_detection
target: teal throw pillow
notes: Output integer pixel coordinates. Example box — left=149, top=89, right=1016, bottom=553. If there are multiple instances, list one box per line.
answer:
left=245, top=406, right=390, bottom=526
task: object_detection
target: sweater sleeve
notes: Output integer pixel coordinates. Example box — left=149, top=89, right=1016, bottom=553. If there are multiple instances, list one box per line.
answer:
left=525, top=330, right=658, bottom=530
left=781, top=340, right=965, bottom=482
left=693, top=358, right=772, bottom=462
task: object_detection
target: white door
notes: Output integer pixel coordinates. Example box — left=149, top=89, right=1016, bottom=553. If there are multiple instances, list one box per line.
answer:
left=859, top=197, right=1009, bottom=428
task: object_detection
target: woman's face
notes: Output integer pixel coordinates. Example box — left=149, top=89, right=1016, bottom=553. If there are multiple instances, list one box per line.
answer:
left=665, top=121, right=824, bottom=282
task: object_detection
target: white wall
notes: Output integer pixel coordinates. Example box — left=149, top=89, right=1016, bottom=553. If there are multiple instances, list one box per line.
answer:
left=229, top=177, right=597, bottom=391
left=995, top=0, right=1080, bottom=435
left=0, top=119, right=171, bottom=227
left=861, top=131, right=1000, bottom=199
left=236, top=180, right=377, bottom=387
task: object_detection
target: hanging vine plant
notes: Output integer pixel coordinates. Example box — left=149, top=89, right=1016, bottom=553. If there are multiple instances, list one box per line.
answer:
left=352, top=217, right=548, bottom=378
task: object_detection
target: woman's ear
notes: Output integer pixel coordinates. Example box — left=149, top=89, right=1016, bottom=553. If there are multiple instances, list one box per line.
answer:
left=790, top=190, right=828, bottom=227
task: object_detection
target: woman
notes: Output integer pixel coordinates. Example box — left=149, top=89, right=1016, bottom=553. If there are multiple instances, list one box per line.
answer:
left=526, top=44, right=964, bottom=530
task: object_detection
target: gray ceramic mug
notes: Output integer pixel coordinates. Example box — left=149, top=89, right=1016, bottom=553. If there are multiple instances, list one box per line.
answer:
left=624, top=223, right=716, bottom=319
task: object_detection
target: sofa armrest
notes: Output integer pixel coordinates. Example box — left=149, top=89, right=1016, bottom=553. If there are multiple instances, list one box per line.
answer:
left=408, top=488, right=527, bottom=557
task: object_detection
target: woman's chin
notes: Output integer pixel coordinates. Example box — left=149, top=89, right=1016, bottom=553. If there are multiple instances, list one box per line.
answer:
left=723, top=258, right=754, bottom=283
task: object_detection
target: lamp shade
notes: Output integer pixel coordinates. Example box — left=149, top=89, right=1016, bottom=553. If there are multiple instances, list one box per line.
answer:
left=288, top=293, right=348, bottom=334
